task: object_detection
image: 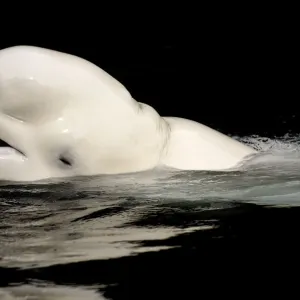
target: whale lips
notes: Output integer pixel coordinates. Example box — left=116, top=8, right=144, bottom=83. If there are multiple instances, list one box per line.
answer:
left=0, top=139, right=11, bottom=148
left=0, top=138, right=24, bottom=156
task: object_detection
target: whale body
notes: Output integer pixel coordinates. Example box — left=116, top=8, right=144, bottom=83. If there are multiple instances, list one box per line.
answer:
left=0, top=45, right=256, bottom=182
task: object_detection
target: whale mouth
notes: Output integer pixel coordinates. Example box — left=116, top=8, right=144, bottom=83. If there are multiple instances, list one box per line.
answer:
left=0, top=139, right=25, bottom=157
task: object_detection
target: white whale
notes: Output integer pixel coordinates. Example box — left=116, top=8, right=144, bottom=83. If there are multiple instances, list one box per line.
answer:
left=0, top=45, right=257, bottom=182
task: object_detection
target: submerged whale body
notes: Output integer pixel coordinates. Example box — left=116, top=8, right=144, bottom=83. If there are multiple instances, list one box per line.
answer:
left=0, top=45, right=257, bottom=182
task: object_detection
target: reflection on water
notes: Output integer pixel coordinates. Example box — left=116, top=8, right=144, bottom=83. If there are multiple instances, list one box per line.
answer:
left=0, top=284, right=106, bottom=300
left=1, top=135, right=300, bottom=299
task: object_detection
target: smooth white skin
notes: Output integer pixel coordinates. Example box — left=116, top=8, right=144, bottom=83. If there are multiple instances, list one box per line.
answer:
left=0, top=46, right=256, bottom=182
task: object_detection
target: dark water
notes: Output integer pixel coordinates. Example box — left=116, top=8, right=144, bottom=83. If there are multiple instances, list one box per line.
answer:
left=1, top=135, right=300, bottom=299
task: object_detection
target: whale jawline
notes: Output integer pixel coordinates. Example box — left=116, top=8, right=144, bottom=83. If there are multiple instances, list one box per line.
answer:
left=0, top=138, right=25, bottom=156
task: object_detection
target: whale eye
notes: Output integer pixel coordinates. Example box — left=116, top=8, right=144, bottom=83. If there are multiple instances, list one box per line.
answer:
left=59, top=154, right=73, bottom=167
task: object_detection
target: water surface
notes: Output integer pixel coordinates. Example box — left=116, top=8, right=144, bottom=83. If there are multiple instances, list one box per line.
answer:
left=1, top=134, right=300, bottom=299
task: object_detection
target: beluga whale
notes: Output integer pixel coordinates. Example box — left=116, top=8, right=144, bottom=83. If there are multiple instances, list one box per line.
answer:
left=0, top=45, right=257, bottom=182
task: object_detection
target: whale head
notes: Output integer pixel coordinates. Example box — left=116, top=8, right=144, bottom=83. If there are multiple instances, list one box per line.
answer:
left=0, top=46, right=169, bottom=182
